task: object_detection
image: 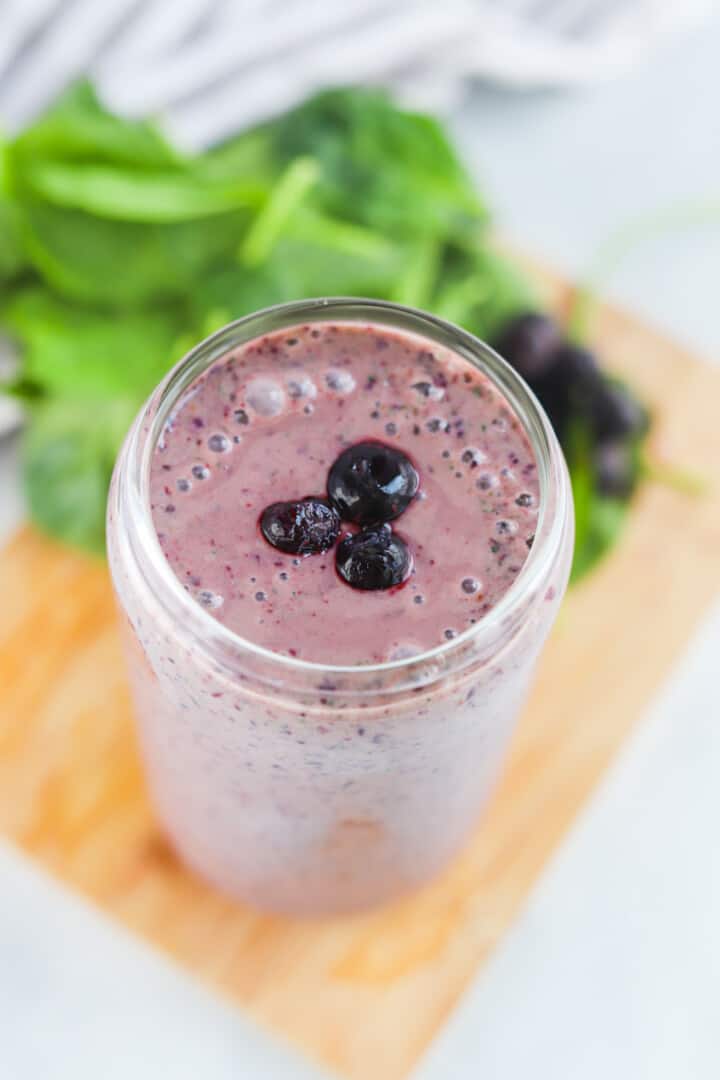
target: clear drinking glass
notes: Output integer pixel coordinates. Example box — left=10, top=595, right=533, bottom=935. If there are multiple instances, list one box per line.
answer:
left=107, top=299, right=574, bottom=916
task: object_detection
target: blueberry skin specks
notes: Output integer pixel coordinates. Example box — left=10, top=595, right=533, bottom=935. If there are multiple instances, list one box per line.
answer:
left=335, top=525, right=413, bottom=591
left=260, top=497, right=340, bottom=556
left=327, top=440, right=419, bottom=525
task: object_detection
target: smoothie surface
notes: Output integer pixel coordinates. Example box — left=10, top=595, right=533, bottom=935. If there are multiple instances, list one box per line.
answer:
left=150, top=321, right=539, bottom=664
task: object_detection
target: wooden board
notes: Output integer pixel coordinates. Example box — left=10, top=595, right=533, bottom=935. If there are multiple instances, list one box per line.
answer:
left=1, top=275, right=719, bottom=1080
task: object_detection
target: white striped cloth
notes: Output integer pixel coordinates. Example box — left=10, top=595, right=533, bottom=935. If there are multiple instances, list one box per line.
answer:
left=0, top=0, right=712, bottom=149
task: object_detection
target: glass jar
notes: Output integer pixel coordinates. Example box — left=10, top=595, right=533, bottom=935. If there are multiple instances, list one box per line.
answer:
left=107, top=299, right=573, bottom=915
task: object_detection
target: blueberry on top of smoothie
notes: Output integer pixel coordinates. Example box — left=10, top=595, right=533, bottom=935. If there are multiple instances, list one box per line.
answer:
left=260, top=497, right=340, bottom=556
left=327, top=441, right=419, bottom=525
left=335, top=525, right=412, bottom=590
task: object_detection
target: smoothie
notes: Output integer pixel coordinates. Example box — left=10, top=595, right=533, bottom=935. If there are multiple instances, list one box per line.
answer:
left=150, top=322, right=540, bottom=665
left=107, top=300, right=573, bottom=915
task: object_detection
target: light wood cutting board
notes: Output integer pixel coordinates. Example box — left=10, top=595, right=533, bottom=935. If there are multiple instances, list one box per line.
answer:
left=1, top=268, right=719, bottom=1080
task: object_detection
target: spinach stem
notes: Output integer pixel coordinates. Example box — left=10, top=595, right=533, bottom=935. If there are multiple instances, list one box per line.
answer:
left=240, top=156, right=319, bottom=266
left=641, top=456, right=707, bottom=496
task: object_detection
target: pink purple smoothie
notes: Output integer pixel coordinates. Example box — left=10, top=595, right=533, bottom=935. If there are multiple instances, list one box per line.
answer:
left=110, top=310, right=572, bottom=913
left=150, top=321, right=539, bottom=665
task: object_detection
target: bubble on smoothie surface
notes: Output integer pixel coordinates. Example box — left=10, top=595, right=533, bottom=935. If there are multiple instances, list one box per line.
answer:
left=461, top=447, right=486, bottom=469
left=325, top=369, right=356, bottom=393
left=476, top=472, right=498, bottom=491
left=197, top=589, right=224, bottom=609
left=461, top=577, right=481, bottom=594
left=496, top=519, right=518, bottom=535
left=192, top=464, right=210, bottom=480
left=246, top=378, right=285, bottom=416
left=207, top=433, right=231, bottom=453
left=176, top=477, right=192, bottom=492
left=286, top=374, right=317, bottom=399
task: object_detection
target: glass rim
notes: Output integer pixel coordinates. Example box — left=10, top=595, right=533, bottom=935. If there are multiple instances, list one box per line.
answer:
left=118, top=297, right=571, bottom=679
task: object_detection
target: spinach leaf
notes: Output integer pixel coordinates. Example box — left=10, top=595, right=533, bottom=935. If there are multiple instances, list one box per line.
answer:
left=191, top=209, right=408, bottom=327
left=262, top=88, right=485, bottom=239
left=17, top=201, right=249, bottom=305
left=19, top=161, right=266, bottom=222
left=0, top=138, right=26, bottom=281
left=9, top=81, right=179, bottom=172
left=23, top=396, right=136, bottom=553
left=0, top=197, right=25, bottom=282
left=2, top=288, right=184, bottom=399
left=433, top=245, right=536, bottom=340
left=568, top=433, right=628, bottom=583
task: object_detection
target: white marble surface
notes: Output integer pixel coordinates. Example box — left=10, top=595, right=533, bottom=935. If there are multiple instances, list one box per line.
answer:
left=1, top=13, right=719, bottom=1080
left=0, top=841, right=334, bottom=1080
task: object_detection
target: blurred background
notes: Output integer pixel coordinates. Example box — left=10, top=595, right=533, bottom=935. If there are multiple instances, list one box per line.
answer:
left=1, top=2, right=719, bottom=1079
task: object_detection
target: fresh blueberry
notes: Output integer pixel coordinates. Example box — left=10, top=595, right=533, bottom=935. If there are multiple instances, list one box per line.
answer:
left=590, top=381, right=650, bottom=441
left=260, top=497, right=340, bottom=555
left=492, top=312, right=563, bottom=383
left=531, top=377, right=571, bottom=440
left=594, top=441, right=637, bottom=498
left=327, top=440, right=419, bottom=525
left=532, top=343, right=602, bottom=438
left=335, top=525, right=412, bottom=590
left=554, top=343, right=602, bottom=395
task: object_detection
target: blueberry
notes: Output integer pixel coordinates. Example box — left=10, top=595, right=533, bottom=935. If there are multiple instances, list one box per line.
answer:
left=335, top=525, right=412, bottom=590
left=533, top=379, right=570, bottom=440
left=590, top=382, right=650, bottom=441
left=554, top=343, right=600, bottom=386
left=533, top=344, right=602, bottom=438
left=594, top=441, right=637, bottom=498
left=260, top=497, right=340, bottom=555
left=328, top=440, right=419, bottom=525
left=493, top=312, right=562, bottom=382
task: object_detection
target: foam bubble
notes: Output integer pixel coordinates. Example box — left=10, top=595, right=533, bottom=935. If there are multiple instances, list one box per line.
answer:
left=476, top=473, right=498, bottom=491
left=246, top=378, right=285, bottom=416
left=325, top=369, right=356, bottom=394
left=461, top=447, right=487, bottom=469
left=207, top=433, right=230, bottom=453
left=197, top=589, right=224, bottom=610
left=286, top=374, right=317, bottom=399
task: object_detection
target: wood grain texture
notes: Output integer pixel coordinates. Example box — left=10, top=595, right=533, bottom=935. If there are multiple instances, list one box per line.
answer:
left=1, top=276, right=719, bottom=1080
